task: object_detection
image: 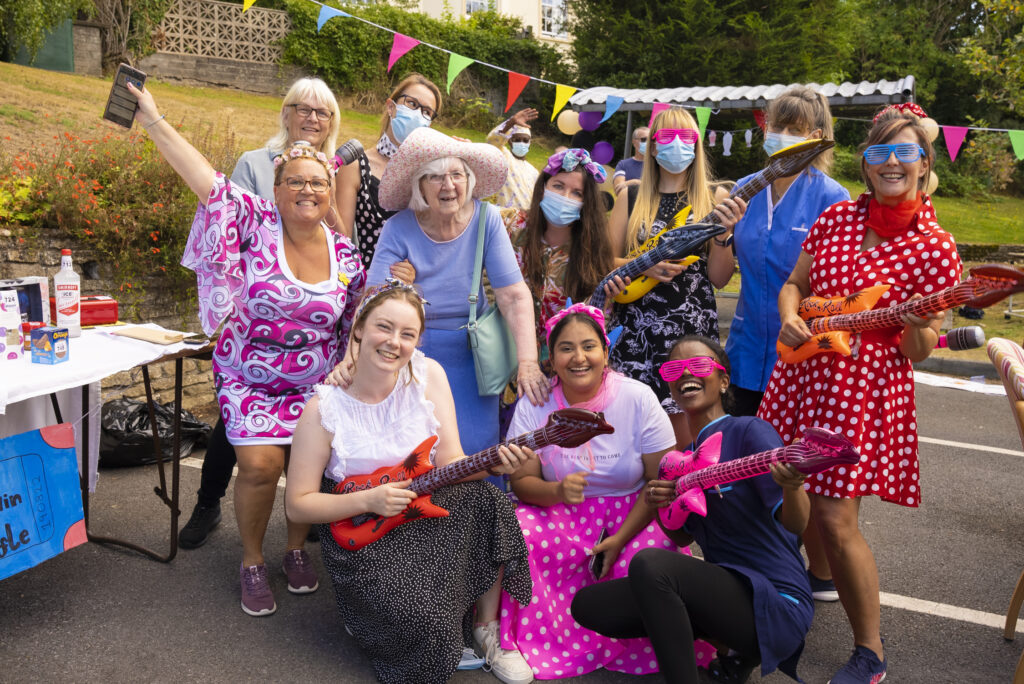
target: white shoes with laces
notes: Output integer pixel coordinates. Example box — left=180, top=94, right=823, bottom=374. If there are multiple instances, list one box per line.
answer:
left=473, top=620, right=535, bottom=684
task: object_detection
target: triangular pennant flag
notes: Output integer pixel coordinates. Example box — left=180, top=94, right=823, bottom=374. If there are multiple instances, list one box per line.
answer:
left=752, top=110, right=766, bottom=131
left=600, top=95, right=624, bottom=123
left=387, top=34, right=420, bottom=73
left=1008, top=130, right=1024, bottom=161
left=446, top=53, right=475, bottom=93
left=243, top=0, right=257, bottom=10
left=505, top=72, right=530, bottom=112
left=649, top=102, right=670, bottom=127
left=316, top=5, right=349, bottom=31
left=550, top=84, right=577, bottom=121
left=942, top=126, right=968, bottom=161
left=695, top=107, right=711, bottom=139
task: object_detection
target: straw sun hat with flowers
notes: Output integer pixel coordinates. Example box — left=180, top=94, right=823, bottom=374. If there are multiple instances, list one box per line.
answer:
left=378, top=127, right=509, bottom=211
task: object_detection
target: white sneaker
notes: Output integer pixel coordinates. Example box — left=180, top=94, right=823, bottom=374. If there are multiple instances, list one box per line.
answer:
left=473, top=621, right=535, bottom=684
left=457, top=646, right=486, bottom=670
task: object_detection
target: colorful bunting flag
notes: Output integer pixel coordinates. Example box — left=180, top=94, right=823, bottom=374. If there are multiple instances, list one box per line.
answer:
left=446, top=53, right=475, bottom=93
left=551, top=84, right=577, bottom=121
left=942, top=126, right=969, bottom=161
left=243, top=0, right=257, bottom=10
left=752, top=110, right=766, bottom=131
left=387, top=34, right=420, bottom=72
left=600, top=95, right=624, bottom=123
left=505, top=72, right=531, bottom=112
left=316, top=5, right=349, bottom=32
left=695, top=106, right=711, bottom=139
left=648, top=103, right=670, bottom=127
left=1009, top=130, right=1024, bottom=161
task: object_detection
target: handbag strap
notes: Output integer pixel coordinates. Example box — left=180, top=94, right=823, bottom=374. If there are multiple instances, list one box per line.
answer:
left=467, top=201, right=489, bottom=329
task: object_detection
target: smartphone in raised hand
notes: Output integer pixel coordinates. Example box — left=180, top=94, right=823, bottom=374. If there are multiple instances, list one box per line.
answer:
left=103, top=63, right=147, bottom=128
left=589, top=528, right=609, bottom=580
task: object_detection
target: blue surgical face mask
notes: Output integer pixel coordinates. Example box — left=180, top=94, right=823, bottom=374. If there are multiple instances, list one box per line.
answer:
left=763, top=131, right=806, bottom=157
left=655, top=139, right=695, bottom=174
left=390, top=105, right=431, bottom=143
left=637, top=141, right=647, bottom=155
left=540, top=189, right=583, bottom=226
left=511, top=141, right=531, bottom=158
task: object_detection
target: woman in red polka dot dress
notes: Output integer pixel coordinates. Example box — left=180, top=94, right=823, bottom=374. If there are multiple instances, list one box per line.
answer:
left=758, top=105, right=962, bottom=684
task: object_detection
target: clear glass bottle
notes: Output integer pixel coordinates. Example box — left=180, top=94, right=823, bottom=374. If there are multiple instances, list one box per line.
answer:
left=54, top=249, right=81, bottom=337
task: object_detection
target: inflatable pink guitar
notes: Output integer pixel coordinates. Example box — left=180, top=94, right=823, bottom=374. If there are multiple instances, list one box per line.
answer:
left=657, top=427, right=861, bottom=529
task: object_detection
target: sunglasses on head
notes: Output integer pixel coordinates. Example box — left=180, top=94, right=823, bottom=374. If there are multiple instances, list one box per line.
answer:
left=862, top=143, right=925, bottom=165
left=659, top=356, right=727, bottom=382
left=653, top=128, right=699, bottom=145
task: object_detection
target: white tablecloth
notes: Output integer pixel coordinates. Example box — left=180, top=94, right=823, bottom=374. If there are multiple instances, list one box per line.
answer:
left=0, top=324, right=199, bottom=491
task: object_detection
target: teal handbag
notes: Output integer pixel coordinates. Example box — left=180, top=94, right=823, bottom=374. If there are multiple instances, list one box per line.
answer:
left=465, top=202, right=517, bottom=396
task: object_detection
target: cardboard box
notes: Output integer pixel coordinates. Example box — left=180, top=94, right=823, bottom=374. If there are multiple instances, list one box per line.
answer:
left=0, top=277, right=50, bottom=324
left=31, top=327, right=70, bottom=364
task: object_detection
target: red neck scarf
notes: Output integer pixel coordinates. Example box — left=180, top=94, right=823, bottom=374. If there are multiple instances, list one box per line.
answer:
left=866, top=192, right=924, bottom=238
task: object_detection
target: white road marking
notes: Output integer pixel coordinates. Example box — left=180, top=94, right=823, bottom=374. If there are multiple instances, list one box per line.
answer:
left=919, top=436, right=1024, bottom=458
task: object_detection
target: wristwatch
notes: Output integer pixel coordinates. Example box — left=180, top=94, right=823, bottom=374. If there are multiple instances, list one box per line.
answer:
left=713, top=234, right=734, bottom=247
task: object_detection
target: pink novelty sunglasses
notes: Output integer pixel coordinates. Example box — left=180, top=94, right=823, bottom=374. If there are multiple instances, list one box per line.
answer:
left=659, top=356, right=727, bottom=382
left=653, top=128, right=699, bottom=145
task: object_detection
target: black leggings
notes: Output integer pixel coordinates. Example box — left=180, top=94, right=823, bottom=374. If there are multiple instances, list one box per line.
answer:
left=196, top=418, right=236, bottom=507
left=571, top=548, right=760, bottom=684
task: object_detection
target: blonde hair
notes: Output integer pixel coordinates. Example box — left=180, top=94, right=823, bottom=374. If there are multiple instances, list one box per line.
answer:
left=379, top=73, right=443, bottom=138
left=266, top=77, right=341, bottom=156
left=765, top=86, right=835, bottom=173
left=626, top=107, right=714, bottom=254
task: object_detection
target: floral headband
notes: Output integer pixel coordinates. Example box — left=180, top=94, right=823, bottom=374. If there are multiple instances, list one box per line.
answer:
left=544, top=302, right=610, bottom=348
left=872, top=103, right=928, bottom=124
left=355, top=277, right=427, bottom=321
left=273, top=143, right=336, bottom=179
left=542, top=148, right=607, bottom=184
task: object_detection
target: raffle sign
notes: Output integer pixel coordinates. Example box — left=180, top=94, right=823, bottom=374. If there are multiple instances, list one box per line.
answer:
left=0, top=424, right=87, bottom=581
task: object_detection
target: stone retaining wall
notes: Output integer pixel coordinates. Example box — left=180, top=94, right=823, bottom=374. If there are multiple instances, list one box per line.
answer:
left=138, top=52, right=303, bottom=95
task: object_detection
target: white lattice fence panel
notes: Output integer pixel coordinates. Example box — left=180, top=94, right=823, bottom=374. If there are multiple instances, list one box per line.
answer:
left=156, top=0, right=291, bottom=64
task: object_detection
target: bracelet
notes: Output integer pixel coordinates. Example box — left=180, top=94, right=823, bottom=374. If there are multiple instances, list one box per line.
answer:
left=712, top=234, right=734, bottom=247
left=142, top=114, right=166, bottom=129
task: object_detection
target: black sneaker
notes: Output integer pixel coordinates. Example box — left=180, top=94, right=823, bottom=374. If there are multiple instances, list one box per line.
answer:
left=178, top=502, right=222, bottom=549
left=700, top=654, right=757, bottom=683
left=808, top=569, right=840, bottom=602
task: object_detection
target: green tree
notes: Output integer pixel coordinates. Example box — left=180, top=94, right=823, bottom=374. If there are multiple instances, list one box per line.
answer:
left=959, top=0, right=1024, bottom=113
left=0, top=0, right=92, bottom=62
left=566, top=0, right=857, bottom=89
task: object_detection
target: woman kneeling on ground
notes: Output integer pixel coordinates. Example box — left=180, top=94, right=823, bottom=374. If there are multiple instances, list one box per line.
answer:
left=571, top=336, right=813, bottom=684
left=285, top=280, right=536, bottom=684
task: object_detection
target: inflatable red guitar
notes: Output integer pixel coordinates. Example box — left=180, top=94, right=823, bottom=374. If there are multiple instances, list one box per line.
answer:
left=330, top=408, right=614, bottom=550
left=657, top=427, right=860, bottom=529
left=778, top=263, right=1024, bottom=364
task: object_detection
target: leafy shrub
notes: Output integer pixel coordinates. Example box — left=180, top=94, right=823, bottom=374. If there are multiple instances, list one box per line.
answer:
left=0, top=122, right=239, bottom=316
left=278, top=1, right=571, bottom=135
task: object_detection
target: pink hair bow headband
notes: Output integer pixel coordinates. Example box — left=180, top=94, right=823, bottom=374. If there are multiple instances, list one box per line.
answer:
left=542, top=148, right=607, bottom=184
left=544, top=302, right=610, bottom=348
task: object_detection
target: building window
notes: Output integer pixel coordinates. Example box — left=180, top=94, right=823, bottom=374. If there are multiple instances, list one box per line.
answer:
left=541, top=0, right=567, bottom=38
left=466, top=0, right=493, bottom=13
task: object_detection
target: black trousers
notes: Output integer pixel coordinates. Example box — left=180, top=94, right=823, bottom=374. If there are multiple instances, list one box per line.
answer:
left=196, top=418, right=236, bottom=507
left=730, top=386, right=765, bottom=418
left=571, top=548, right=760, bottom=684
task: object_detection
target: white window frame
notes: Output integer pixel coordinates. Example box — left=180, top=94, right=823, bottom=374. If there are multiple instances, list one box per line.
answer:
left=540, top=0, right=568, bottom=38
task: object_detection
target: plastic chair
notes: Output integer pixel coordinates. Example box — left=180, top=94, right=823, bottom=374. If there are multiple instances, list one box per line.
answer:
left=987, top=337, right=1024, bottom=684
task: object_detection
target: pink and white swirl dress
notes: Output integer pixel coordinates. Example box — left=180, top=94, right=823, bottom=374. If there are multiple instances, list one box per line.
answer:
left=181, top=174, right=365, bottom=445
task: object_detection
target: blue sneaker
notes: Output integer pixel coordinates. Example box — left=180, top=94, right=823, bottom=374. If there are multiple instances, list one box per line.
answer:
left=828, top=645, right=886, bottom=684
left=808, top=569, right=840, bottom=602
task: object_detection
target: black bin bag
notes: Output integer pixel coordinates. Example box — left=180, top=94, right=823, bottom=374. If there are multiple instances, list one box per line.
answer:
left=99, top=397, right=211, bottom=467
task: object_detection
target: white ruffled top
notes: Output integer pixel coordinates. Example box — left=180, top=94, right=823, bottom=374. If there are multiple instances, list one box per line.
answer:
left=315, top=350, right=440, bottom=482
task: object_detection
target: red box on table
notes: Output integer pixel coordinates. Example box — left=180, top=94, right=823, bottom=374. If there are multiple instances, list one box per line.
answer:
left=49, top=295, right=119, bottom=326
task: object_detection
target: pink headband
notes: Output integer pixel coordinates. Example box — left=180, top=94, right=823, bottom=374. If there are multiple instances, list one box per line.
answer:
left=544, top=303, right=610, bottom=348
left=873, top=103, right=928, bottom=123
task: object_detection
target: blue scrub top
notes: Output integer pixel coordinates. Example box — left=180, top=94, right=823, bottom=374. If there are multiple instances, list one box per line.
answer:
left=724, top=168, right=849, bottom=392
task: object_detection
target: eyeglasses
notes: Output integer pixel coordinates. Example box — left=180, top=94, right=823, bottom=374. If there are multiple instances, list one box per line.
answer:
left=653, top=128, right=699, bottom=145
left=282, top=177, right=330, bottom=192
left=423, top=171, right=467, bottom=186
left=288, top=104, right=333, bottom=122
left=658, top=356, right=727, bottom=382
left=396, top=94, right=436, bottom=122
left=862, top=143, right=925, bottom=165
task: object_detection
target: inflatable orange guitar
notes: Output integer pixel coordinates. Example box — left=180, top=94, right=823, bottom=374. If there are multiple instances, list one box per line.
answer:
left=778, top=263, right=1024, bottom=364
left=330, top=408, right=614, bottom=550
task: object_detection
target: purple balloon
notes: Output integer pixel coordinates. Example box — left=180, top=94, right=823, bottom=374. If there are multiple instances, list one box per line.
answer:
left=592, top=141, right=614, bottom=165
left=578, top=110, right=602, bottom=131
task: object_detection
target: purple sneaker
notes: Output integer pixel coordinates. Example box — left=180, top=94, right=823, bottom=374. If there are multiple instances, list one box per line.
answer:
left=282, top=549, right=319, bottom=594
left=240, top=563, right=277, bottom=617
left=828, top=645, right=886, bottom=684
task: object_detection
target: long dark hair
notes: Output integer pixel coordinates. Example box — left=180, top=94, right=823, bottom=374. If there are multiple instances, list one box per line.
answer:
left=521, top=168, right=614, bottom=304
left=667, top=334, right=735, bottom=414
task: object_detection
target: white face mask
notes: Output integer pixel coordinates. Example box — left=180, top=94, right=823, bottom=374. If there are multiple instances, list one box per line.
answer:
left=511, top=141, right=531, bottom=158
left=763, top=131, right=807, bottom=157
